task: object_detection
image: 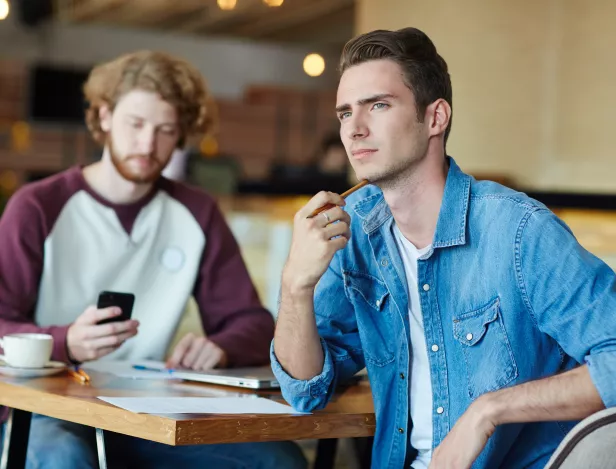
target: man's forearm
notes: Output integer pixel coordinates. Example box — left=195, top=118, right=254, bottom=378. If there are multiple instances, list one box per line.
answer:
left=483, top=365, right=604, bottom=426
left=273, top=280, right=324, bottom=381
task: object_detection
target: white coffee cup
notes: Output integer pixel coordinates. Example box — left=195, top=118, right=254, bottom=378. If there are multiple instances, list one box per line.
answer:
left=0, top=333, right=53, bottom=368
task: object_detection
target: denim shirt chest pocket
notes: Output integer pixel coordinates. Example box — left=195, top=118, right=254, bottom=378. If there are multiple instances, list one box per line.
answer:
left=343, top=270, right=395, bottom=366
left=453, top=297, right=519, bottom=399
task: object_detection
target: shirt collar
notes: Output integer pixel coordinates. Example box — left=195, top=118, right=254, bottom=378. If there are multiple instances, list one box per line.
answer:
left=351, top=156, right=471, bottom=248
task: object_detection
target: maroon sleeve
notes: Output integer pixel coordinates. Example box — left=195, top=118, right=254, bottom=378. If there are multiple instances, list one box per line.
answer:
left=162, top=180, right=275, bottom=367
left=0, top=185, right=71, bottom=363
left=195, top=203, right=275, bottom=367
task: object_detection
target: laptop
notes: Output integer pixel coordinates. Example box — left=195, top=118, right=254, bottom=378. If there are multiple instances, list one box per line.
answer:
left=170, top=366, right=280, bottom=389
left=172, top=366, right=369, bottom=390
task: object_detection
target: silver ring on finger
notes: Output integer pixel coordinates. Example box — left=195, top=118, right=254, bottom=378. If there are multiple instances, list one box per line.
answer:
left=322, top=212, right=330, bottom=223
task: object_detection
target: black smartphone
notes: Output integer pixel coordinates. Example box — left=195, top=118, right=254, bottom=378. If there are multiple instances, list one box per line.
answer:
left=96, top=291, right=135, bottom=325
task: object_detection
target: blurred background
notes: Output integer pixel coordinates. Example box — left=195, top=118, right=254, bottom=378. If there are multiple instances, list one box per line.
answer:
left=1, top=0, right=616, bottom=330
left=1, top=1, right=616, bottom=466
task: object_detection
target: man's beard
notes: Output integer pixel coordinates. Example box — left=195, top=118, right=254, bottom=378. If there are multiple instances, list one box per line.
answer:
left=358, top=158, right=420, bottom=191
left=360, top=142, right=429, bottom=191
left=107, top=135, right=167, bottom=184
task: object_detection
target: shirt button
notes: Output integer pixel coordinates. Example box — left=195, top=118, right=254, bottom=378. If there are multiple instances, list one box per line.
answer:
left=398, top=428, right=405, bottom=434
left=400, top=373, right=405, bottom=379
left=466, top=333, right=473, bottom=341
left=431, top=344, right=439, bottom=352
left=376, top=300, right=381, bottom=307
left=422, top=284, right=430, bottom=292
left=436, top=407, right=444, bottom=414
left=381, top=259, right=389, bottom=267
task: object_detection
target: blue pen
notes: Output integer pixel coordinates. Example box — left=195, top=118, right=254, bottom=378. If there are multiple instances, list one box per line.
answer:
left=132, top=365, right=174, bottom=373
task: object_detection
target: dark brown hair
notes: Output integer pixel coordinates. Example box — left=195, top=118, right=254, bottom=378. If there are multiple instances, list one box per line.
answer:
left=340, top=27, right=453, bottom=143
left=83, top=50, right=217, bottom=148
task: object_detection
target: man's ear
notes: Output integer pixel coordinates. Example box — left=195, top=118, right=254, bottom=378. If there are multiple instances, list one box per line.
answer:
left=427, top=98, right=451, bottom=140
left=99, top=103, right=112, bottom=133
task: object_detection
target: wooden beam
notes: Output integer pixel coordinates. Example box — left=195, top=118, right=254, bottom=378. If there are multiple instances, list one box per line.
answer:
left=110, top=0, right=206, bottom=27
left=231, top=0, right=354, bottom=38
left=54, top=0, right=125, bottom=22
left=178, top=0, right=264, bottom=33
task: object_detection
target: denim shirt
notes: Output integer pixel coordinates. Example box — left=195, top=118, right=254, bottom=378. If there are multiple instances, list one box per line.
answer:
left=271, top=157, right=616, bottom=469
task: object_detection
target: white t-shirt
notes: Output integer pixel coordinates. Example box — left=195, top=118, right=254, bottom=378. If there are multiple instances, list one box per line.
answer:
left=393, top=224, right=433, bottom=469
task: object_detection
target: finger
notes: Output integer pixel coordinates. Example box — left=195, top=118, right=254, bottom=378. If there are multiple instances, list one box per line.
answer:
left=78, top=342, right=122, bottom=361
left=77, top=306, right=122, bottom=325
left=329, top=235, right=349, bottom=252
left=297, top=191, right=345, bottom=219
left=84, top=319, right=140, bottom=340
left=166, top=333, right=196, bottom=369
left=192, top=343, right=217, bottom=371
left=88, top=330, right=138, bottom=350
left=200, top=349, right=222, bottom=371
left=324, top=222, right=351, bottom=240
left=92, top=345, right=122, bottom=360
left=181, top=337, right=206, bottom=369
left=316, top=206, right=347, bottom=227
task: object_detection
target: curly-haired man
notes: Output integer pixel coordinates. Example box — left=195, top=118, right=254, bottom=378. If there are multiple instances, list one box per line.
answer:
left=0, top=51, right=306, bottom=469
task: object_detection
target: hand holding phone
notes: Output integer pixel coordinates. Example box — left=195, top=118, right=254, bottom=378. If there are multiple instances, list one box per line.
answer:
left=66, top=291, right=139, bottom=362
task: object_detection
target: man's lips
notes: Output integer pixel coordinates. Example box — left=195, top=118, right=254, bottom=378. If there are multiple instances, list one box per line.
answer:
left=128, top=156, right=157, bottom=168
left=351, top=149, right=377, bottom=159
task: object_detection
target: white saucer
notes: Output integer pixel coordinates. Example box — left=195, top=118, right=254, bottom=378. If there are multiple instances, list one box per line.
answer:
left=0, top=359, right=66, bottom=378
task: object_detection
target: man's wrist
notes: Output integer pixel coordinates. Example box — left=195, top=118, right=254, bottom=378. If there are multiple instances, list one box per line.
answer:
left=65, top=341, right=80, bottom=365
left=281, top=270, right=315, bottom=299
left=476, top=391, right=505, bottom=427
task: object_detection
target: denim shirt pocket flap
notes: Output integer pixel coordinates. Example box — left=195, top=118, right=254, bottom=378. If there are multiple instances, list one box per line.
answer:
left=453, top=298, right=499, bottom=347
left=343, top=270, right=390, bottom=311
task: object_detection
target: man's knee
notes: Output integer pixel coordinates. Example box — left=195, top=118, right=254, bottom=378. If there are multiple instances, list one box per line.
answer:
left=260, top=441, right=308, bottom=469
left=26, top=416, right=96, bottom=469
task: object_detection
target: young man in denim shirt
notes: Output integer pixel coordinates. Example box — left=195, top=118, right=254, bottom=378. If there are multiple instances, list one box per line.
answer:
left=271, top=27, right=616, bottom=469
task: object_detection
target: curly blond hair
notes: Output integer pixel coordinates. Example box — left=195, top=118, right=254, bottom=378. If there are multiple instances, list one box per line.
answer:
left=83, top=50, right=217, bottom=148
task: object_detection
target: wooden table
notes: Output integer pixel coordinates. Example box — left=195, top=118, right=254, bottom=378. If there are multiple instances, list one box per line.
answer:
left=0, top=369, right=375, bottom=469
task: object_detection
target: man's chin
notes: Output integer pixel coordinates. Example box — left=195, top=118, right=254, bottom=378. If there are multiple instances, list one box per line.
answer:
left=358, top=171, right=399, bottom=189
left=117, top=167, right=162, bottom=185
left=357, top=170, right=385, bottom=184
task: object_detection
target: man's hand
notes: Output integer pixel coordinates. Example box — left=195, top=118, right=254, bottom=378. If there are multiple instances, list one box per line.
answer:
left=67, top=306, right=140, bottom=362
left=273, top=191, right=351, bottom=381
left=283, top=191, right=351, bottom=293
left=429, top=397, right=497, bottom=469
left=166, top=333, right=228, bottom=371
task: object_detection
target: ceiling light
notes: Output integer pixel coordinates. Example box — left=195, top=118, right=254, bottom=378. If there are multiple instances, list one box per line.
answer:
left=217, top=0, right=237, bottom=10
left=0, top=0, right=10, bottom=21
left=263, top=0, right=284, bottom=6
left=303, top=53, right=325, bottom=77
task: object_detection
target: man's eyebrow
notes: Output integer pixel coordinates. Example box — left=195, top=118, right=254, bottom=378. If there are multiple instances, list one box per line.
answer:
left=126, top=114, right=177, bottom=127
left=335, top=94, right=397, bottom=113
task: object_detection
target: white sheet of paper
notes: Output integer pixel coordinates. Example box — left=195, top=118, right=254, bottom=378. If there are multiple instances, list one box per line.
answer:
left=97, top=396, right=308, bottom=415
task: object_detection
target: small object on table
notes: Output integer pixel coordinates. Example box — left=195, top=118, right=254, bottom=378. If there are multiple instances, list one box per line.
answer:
left=68, top=367, right=90, bottom=384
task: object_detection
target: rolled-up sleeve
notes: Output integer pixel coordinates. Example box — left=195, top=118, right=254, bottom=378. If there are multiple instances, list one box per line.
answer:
left=585, top=352, right=616, bottom=407
left=518, top=208, right=616, bottom=407
left=270, top=337, right=335, bottom=412
left=271, top=250, right=365, bottom=412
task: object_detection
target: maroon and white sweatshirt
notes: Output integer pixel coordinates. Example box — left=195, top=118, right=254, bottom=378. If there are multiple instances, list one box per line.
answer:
left=0, top=166, right=275, bottom=368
